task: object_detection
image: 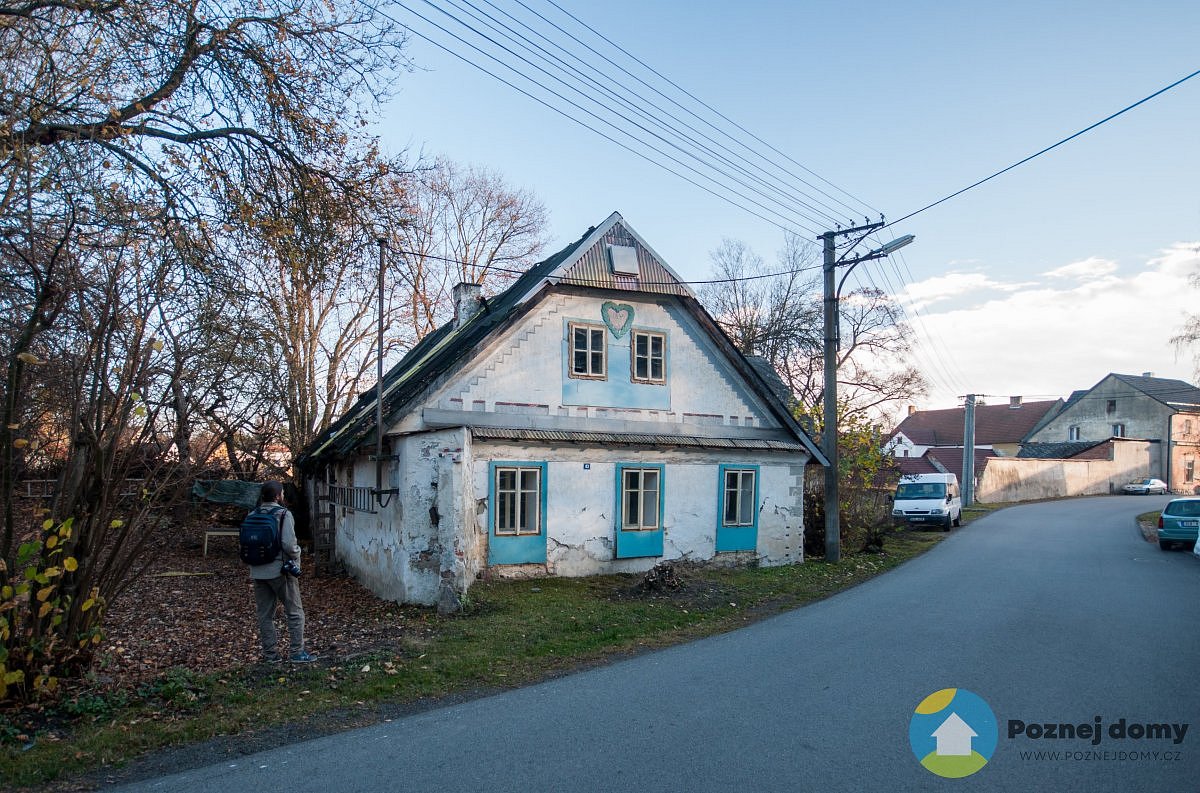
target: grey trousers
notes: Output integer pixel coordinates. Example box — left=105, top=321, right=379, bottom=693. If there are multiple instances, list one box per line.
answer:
left=253, top=576, right=305, bottom=658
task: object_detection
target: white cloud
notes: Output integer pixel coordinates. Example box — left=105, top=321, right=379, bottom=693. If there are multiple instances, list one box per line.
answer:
left=1044, top=257, right=1118, bottom=280
left=898, top=271, right=1031, bottom=311
left=909, top=243, right=1200, bottom=408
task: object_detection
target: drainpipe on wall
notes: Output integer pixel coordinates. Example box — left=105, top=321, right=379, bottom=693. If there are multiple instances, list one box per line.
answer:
left=1165, top=413, right=1173, bottom=492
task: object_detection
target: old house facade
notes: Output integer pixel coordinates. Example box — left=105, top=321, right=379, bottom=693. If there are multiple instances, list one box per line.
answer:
left=1024, top=373, right=1200, bottom=493
left=298, top=213, right=827, bottom=606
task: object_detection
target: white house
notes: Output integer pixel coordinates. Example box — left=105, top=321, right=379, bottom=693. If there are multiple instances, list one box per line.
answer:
left=297, top=213, right=828, bottom=606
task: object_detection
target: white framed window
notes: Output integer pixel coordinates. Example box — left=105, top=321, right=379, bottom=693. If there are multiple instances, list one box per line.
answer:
left=1111, top=423, right=1126, bottom=437
left=1068, top=425, right=1081, bottom=441
left=628, top=331, right=667, bottom=383
left=722, top=468, right=757, bottom=527
left=1186, top=459, right=1195, bottom=483
left=569, top=323, right=606, bottom=380
left=493, top=466, right=542, bottom=536
left=620, top=467, right=661, bottom=531
left=630, top=330, right=666, bottom=384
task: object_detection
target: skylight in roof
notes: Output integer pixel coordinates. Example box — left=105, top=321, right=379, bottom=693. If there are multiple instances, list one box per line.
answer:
left=608, top=244, right=639, bottom=276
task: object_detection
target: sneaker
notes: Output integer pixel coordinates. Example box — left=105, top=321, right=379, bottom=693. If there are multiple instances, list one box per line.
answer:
left=289, top=651, right=317, bottom=663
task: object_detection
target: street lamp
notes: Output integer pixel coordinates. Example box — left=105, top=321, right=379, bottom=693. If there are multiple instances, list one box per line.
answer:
left=821, top=226, right=914, bottom=563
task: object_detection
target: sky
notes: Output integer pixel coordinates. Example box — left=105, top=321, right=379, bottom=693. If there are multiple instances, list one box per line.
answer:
left=371, top=0, right=1200, bottom=412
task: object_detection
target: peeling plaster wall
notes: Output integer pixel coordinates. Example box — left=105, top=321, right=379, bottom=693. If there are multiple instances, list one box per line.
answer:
left=334, top=429, right=472, bottom=605
left=337, top=289, right=815, bottom=604
left=330, top=457, right=407, bottom=602
left=472, top=441, right=805, bottom=580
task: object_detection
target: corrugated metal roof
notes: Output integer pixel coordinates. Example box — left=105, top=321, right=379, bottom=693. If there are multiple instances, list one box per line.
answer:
left=553, top=225, right=690, bottom=297
left=470, top=426, right=808, bottom=452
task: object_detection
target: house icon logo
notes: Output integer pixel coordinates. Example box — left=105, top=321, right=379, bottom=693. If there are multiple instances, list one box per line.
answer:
left=908, top=688, right=998, bottom=778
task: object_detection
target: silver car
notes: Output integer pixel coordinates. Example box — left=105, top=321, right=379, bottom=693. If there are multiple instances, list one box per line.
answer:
left=1123, top=478, right=1168, bottom=495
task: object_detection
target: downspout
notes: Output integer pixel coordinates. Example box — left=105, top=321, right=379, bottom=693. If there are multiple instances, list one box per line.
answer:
left=1165, top=413, right=1173, bottom=492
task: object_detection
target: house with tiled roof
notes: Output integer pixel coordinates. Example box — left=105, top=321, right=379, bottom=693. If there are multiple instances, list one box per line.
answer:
left=297, top=212, right=827, bottom=606
left=888, top=397, right=1063, bottom=460
left=1024, top=373, right=1200, bottom=493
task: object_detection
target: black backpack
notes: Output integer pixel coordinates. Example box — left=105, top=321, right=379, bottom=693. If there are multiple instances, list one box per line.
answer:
left=239, top=505, right=286, bottom=565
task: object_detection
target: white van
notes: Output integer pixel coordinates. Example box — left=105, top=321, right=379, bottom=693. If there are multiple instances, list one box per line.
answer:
left=892, top=473, right=962, bottom=531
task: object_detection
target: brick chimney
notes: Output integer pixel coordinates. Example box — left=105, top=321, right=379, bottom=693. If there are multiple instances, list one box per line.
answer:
left=908, top=405, right=917, bottom=416
left=452, top=282, right=483, bottom=328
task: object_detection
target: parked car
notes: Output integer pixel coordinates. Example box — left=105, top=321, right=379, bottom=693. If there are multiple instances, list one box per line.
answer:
left=891, top=473, right=962, bottom=531
left=1158, top=497, right=1200, bottom=551
left=1123, top=478, right=1168, bottom=495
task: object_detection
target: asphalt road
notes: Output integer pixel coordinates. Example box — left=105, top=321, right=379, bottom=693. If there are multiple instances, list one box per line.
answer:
left=115, top=496, right=1199, bottom=793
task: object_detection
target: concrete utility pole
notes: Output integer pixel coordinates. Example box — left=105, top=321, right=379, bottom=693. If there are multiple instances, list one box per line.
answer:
left=962, top=393, right=976, bottom=506
left=821, top=224, right=914, bottom=563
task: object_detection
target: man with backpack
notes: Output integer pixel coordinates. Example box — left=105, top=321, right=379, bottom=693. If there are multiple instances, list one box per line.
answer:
left=244, top=481, right=315, bottom=664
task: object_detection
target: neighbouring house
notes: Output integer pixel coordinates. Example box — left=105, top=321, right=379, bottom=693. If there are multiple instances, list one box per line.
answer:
left=888, top=397, right=1062, bottom=459
left=1023, top=372, right=1200, bottom=494
left=297, top=213, right=828, bottom=606
left=885, top=397, right=1059, bottom=489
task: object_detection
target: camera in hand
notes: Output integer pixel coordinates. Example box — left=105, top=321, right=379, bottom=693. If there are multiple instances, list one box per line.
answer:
left=281, top=559, right=301, bottom=577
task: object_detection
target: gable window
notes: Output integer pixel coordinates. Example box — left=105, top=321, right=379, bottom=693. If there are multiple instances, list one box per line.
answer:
left=620, top=467, right=661, bottom=531
left=1106, top=399, right=1117, bottom=415
left=631, top=330, right=666, bottom=384
left=1068, top=425, right=1081, bottom=441
left=722, top=468, right=757, bottom=527
left=1111, top=423, right=1126, bottom=437
left=569, top=323, right=606, bottom=380
left=494, top=466, right=543, bottom=536
left=1186, top=420, right=1194, bottom=435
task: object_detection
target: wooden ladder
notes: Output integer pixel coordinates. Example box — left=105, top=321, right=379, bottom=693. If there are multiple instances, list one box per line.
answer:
left=311, top=494, right=339, bottom=576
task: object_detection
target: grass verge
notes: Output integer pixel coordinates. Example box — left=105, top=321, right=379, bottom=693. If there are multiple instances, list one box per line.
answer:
left=1136, top=510, right=1160, bottom=543
left=2, top=531, right=945, bottom=789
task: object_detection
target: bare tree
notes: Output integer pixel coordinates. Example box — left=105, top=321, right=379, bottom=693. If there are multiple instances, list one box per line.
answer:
left=0, top=0, right=408, bottom=699
left=1171, top=263, right=1200, bottom=379
left=699, top=235, right=926, bottom=420
left=396, top=160, right=549, bottom=340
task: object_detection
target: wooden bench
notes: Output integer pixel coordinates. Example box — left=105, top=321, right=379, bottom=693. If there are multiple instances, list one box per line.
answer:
left=203, top=529, right=240, bottom=556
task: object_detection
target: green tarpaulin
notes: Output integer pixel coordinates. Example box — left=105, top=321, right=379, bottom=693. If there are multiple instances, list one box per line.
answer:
left=191, top=479, right=263, bottom=510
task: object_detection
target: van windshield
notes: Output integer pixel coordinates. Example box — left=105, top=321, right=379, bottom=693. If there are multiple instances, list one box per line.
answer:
left=895, top=482, right=946, bottom=500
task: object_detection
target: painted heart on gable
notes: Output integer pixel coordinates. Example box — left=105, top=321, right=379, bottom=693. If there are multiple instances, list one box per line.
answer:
left=602, top=301, right=635, bottom=338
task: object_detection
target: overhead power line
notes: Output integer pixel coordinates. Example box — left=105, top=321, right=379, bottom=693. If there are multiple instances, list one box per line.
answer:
left=426, top=0, right=842, bottom=229
left=370, top=0, right=816, bottom=236
left=369, top=0, right=884, bottom=236
left=389, top=247, right=822, bottom=286
left=887, top=67, right=1200, bottom=229
left=537, top=0, right=880, bottom=221
left=460, top=0, right=847, bottom=227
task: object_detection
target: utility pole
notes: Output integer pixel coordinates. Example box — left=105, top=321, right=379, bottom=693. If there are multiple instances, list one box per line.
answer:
left=821, top=222, right=913, bottom=563
left=372, top=237, right=398, bottom=508
left=961, top=393, right=976, bottom=506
